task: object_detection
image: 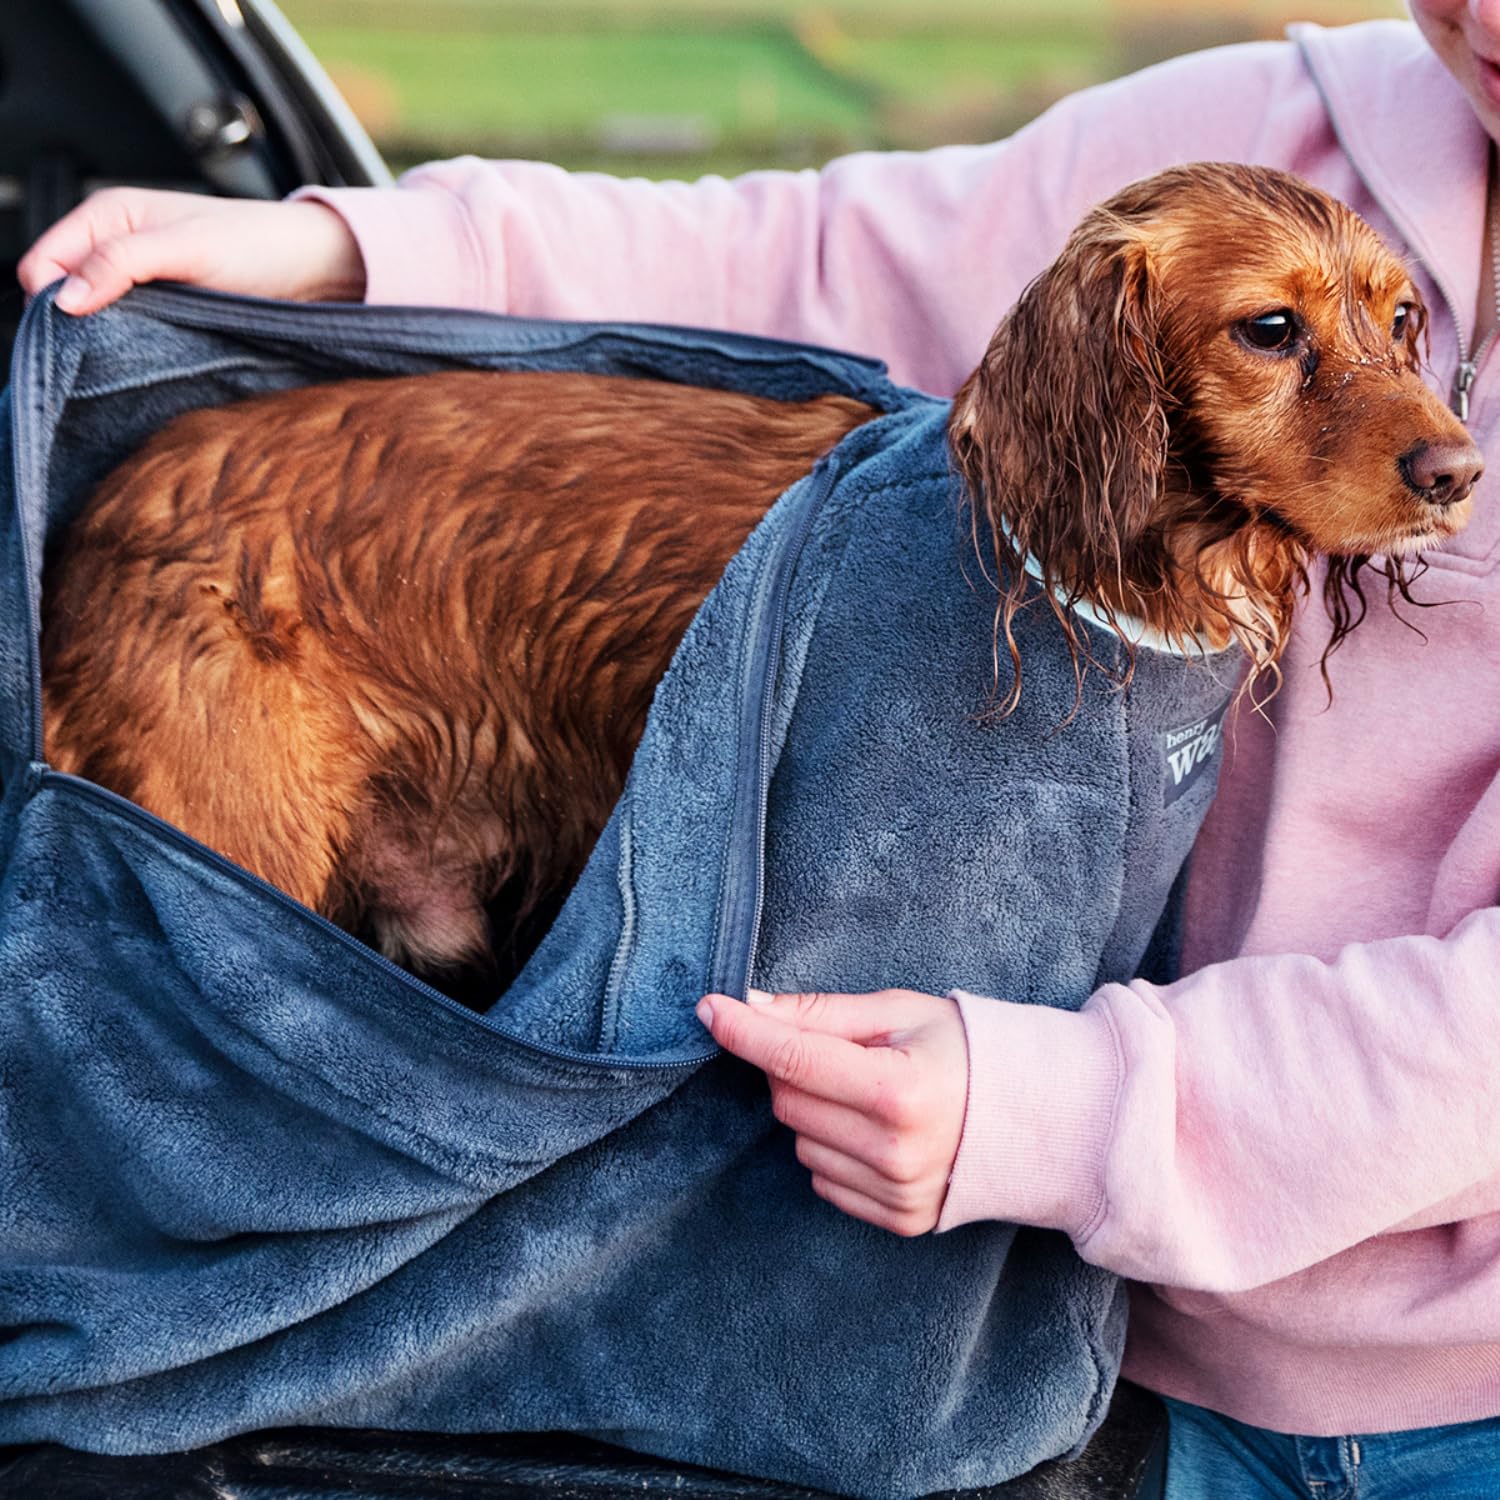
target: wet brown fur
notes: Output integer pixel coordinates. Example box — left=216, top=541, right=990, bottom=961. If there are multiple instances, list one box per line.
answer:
left=42, top=372, right=875, bottom=986
left=42, top=164, right=1480, bottom=990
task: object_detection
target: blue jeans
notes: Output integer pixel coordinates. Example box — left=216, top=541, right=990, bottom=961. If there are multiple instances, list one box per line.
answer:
left=1163, top=1397, right=1500, bottom=1498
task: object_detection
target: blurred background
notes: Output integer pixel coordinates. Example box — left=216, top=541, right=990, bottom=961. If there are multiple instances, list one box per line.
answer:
left=280, top=0, right=1404, bottom=180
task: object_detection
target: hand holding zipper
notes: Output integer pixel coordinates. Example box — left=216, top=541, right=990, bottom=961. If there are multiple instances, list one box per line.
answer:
left=696, top=985, right=968, bottom=1237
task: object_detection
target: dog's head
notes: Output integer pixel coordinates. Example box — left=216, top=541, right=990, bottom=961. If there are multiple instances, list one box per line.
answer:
left=950, top=162, right=1481, bottom=705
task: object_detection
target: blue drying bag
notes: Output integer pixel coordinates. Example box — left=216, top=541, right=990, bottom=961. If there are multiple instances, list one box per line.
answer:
left=0, top=288, right=1237, bottom=1498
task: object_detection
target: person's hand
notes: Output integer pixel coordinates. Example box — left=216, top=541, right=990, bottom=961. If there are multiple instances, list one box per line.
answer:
left=17, top=188, right=367, bottom=315
left=696, top=987, right=969, bottom=1236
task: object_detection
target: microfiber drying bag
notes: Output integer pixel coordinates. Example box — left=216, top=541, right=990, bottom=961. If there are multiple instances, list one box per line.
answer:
left=0, top=287, right=1236, bottom=1498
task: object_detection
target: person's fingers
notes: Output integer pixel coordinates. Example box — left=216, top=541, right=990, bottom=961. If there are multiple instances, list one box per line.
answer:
left=19, top=192, right=365, bottom=314
left=742, top=985, right=941, bottom=1045
left=793, top=1135, right=934, bottom=1213
left=808, top=1172, right=935, bottom=1237
left=768, top=1082, right=896, bottom=1161
left=18, top=187, right=191, bottom=300
left=19, top=188, right=139, bottom=293
left=698, top=993, right=902, bottom=1113
left=56, top=222, right=221, bottom=314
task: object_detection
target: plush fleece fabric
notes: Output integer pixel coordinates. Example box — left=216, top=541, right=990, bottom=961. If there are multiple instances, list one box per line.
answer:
left=0, top=288, right=1234, bottom=1496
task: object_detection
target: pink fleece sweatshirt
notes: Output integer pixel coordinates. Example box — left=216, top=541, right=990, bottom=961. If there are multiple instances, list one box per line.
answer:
left=301, top=19, right=1500, bottom=1437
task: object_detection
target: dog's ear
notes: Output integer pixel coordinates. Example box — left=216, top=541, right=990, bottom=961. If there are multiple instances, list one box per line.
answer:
left=950, top=213, right=1173, bottom=603
left=949, top=212, right=1173, bottom=711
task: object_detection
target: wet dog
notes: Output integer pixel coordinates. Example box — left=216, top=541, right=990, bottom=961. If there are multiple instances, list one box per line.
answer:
left=41, top=164, right=1480, bottom=998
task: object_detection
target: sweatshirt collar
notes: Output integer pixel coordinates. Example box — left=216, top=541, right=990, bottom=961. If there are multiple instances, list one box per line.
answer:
left=1291, top=20, right=1491, bottom=357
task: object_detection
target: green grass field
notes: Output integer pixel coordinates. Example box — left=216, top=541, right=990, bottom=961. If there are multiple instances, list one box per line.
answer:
left=278, top=0, right=1403, bottom=175
left=295, top=25, right=873, bottom=142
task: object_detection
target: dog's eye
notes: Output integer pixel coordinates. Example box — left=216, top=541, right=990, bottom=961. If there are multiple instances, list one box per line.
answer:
left=1392, top=301, right=1416, bottom=340
left=1239, top=309, right=1298, bottom=351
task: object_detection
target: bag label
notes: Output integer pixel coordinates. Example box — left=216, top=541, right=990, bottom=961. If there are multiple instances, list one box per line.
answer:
left=1161, top=702, right=1228, bottom=805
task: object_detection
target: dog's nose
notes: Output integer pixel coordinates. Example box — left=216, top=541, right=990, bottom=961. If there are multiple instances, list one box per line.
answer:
left=1399, top=439, right=1485, bottom=507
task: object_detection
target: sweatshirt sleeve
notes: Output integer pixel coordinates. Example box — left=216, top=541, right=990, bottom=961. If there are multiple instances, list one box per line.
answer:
left=934, top=905, right=1500, bottom=1296
left=293, top=38, right=1325, bottom=396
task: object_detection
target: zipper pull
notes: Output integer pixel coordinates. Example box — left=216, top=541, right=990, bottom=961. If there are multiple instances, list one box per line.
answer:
left=1454, top=358, right=1478, bottom=421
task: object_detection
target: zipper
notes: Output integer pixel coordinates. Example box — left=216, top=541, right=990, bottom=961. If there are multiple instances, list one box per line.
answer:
left=1455, top=357, right=1477, bottom=421
left=706, top=453, right=846, bottom=999
left=39, top=769, right=709, bottom=1073
left=1411, top=261, right=1498, bottom=422
left=10, top=309, right=51, bottom=765
left=741, top=465, right=837, bottom=991
left=1453, top=336, right=1497, bottom=422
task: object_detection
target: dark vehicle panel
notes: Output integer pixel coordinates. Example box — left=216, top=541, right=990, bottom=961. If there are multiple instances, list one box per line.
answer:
left=0, top=0, right=388, bottom=359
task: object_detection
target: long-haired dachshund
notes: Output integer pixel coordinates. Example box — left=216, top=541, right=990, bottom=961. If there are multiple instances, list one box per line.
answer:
left=40, top=164, right=1481, bottom=995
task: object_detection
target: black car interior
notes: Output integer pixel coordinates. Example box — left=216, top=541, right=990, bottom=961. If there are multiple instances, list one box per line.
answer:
left=0, top=0, right=385, bottom=363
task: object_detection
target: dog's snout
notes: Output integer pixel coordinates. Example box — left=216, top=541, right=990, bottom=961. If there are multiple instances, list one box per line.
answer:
left=1398, top=438, right=1485, bottom=507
